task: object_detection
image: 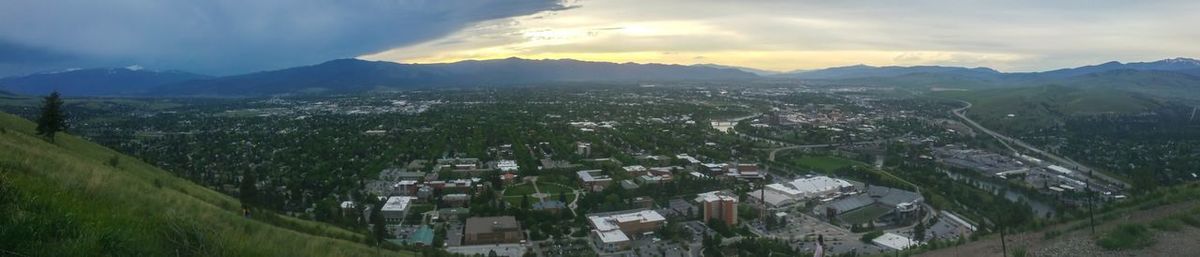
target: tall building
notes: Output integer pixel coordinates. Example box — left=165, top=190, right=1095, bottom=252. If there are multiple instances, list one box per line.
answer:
left=700, top=193, right=738, bottom=226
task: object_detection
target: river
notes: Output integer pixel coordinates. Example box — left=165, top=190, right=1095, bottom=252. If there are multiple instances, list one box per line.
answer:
left=941, top=170, right=1057, bottom=217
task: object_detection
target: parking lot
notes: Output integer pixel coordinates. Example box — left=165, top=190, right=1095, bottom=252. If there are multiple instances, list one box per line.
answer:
left=760, top=209, right=887, bottom=255
left=444, top=221, right=463, bottom=246
left=535, top=238, right=598, bottom=257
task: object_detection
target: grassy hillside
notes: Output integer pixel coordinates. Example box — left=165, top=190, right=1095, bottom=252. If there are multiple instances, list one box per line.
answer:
left=917, top=184, right=1200, bottom=257
left=1059, top=69, right=1200, bottom=101
left=937, top=85, right=1162, bottom=131
left=0, top=112, right=413, bottom=257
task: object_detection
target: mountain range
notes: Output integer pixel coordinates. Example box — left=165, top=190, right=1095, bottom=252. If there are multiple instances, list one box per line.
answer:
left=0, top=67, right=211, bottom=96
left=774, top=64, right=1002, bottom=80
left=156, top=58, right=756, bottom=96
left=1, top=57, right=1199, bottom=98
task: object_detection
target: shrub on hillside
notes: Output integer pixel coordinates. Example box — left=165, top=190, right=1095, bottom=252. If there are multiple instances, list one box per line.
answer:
left=1096, top=223, right=1155, bottom=250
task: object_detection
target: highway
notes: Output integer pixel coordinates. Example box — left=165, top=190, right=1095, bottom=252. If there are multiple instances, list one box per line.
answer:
left=950, top=100, right=1130, bottom=189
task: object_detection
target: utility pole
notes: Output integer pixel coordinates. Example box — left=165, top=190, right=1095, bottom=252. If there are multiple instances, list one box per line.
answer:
left=997, top=208, right=1008, bottom=257
left=1000, top=225, right=1007, bottom=257
left=760, top=176, right=767, bottom=222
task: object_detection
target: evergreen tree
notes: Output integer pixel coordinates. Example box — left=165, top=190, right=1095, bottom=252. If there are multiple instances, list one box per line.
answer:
left=913, top=220, right=926, bottom=242
left=521, top=194, right=530, bottom=209
left=371, top=207, right=388, bottom=245
left=36, top=91, right=67, bottom=142
left=240, top=170, right=259, bottom=206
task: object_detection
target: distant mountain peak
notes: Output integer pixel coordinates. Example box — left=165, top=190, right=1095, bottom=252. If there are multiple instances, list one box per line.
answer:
left=1158, top=57, right=1200, bottom=64
left=319, top=58, right=372, bottom=65
left=691, top=63, right=781, bottom=75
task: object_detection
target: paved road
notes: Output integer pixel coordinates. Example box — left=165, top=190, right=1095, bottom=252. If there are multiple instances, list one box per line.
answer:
left=950, top=100, right=1130, bottom=188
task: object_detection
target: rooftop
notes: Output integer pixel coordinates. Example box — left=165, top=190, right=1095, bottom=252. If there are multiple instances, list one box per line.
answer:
left=382, top=196, right=416, bottom=212
left=749, top=188, right=794, bottom=206
left=695, top=190, right=738, bottom=203
left=872, top=232, right=919, bottom=250
left=578, top=169, right=613, bottom=182
left=464, top=216, right=520, bottom=235
left=623, top=165, right=647, bottom=172
left=588, top=210, right=666, bottom=232
left=787, top=176, right=852, bottom=195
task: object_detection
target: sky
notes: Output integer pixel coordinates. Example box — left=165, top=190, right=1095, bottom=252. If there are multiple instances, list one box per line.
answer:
left=3, top=0, right=1199, bottom=76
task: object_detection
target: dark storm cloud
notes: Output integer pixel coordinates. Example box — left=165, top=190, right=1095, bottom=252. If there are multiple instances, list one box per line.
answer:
left=0, top=40, right=73, bottom=64
left=0, top=0, right=566, bottom=76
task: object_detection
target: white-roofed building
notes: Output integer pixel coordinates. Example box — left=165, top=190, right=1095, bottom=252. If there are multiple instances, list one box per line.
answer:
left=623, top=165, right=648, bottom=175
left=765, top=176, right=853, bottom=200
left=749, top=188, right=796, bottom=208
left=381, top=196, right=417, bottom=224
left=675, top=154, right=701, bottom=165
left=872, top=232, right=920, bottom=250
left=588, top=210, right=667, bottom=252
left=751, top=176, right=854, bottom=209
left=1047, top=165, right=1073, bottom=174
left=495, top=160, right=520, bottom=172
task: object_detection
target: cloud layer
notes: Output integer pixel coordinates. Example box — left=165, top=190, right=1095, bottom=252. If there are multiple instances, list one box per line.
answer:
left=5, top=0, right=1198, bottom=76
left=363, top=0, right=1200, bottom=72
left=0, top=0, right=565, bottom=76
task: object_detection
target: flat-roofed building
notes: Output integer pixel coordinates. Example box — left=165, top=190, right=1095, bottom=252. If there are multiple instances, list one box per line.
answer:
left=495, top=160, right=520, bottom=173
left=442, top=193, right=470, bottom=208
left=588, top=210, right=667, bottom=251
left=623, top=165, right=648, bottom=176
left=463, top=216, right=523, bottom=245
left=725, top=163, right=763, bottom=179
left=578, top=170, right=613, bottom=192
left=766, top=176, right=853, bottom=200
left=748, top=188, right=796, bottom=208
left=381, top=196, right=417, bottom=224
left=698, top=192, right=738, bottom=226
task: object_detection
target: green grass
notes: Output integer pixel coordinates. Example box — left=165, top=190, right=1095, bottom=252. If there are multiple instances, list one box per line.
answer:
left=937, top=85, right=1161, bottom=130
left=504, top=181, right=573, bottom=197
left=0, top=112, right=413, bottom=257
left=1148, top=218, right=1184, bottom=232
left=1096, top=223, right=1156, bottom=250
left=838, top=204, right=893, bottom=225
left=501, top=182, right=576, bottom=208
left=782, top=154, right=867, bottom=173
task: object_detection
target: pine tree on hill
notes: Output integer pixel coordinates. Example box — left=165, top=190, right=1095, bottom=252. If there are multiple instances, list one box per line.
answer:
left=36, top=91, right=67, bottom=142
